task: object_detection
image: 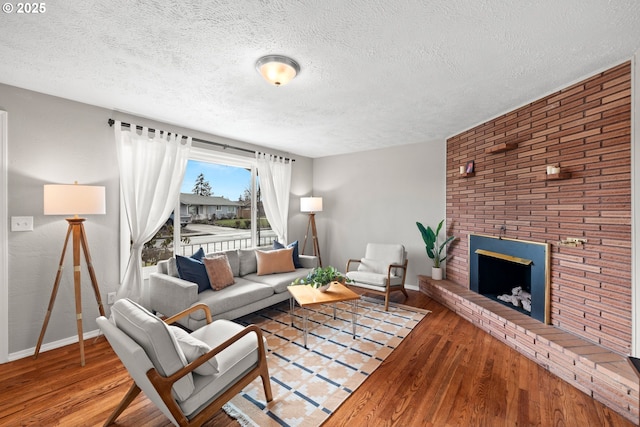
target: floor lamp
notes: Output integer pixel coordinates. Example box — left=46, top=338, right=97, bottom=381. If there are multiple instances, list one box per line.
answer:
left=34, top=183, right=106, bottom=366
left=300, top=197, right=323, bottom=267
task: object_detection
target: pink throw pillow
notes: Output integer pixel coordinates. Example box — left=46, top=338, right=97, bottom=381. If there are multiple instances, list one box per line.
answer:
left=202, top=255, right=235, bottom=291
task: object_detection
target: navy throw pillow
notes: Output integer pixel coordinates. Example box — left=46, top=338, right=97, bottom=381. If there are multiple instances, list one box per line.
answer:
left=191, top=247, right=205, bottom=261
left=176, top=249, right=210, bottom=293
left=273, top=240, right=302, bottom=268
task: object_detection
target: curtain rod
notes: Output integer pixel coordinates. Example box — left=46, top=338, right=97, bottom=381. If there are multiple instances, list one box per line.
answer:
left=108, top=119, right=294, bottom=162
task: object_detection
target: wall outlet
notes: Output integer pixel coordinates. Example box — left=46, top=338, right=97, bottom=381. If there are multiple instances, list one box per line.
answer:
left=107, top=292, right=117, bottom=305
left=11, top=216, right=33, bottom=231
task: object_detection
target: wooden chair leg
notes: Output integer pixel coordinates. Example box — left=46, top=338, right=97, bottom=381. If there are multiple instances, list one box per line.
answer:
left=400, top=286, right=409, bottom=298
left=261, top=367, right=273, bottom=402
left=104, top=382, right=141, bottom=426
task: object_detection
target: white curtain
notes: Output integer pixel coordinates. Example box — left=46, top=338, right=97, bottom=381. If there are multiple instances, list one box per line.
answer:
left=256, top=152, right=292, bottom=244
left=115, top=121, right=192, bottom=302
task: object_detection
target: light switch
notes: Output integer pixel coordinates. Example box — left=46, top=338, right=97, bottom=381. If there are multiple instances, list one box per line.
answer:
left=11, top=216, right=33, bottom=231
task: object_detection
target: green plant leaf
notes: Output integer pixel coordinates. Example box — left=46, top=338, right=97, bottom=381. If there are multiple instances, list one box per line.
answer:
left=416, top=222, right=429, bottom=243
left=291, top=265, right=352, bottom=287
left=426, top=245, right=436, bottom=260
left=417, top=219, right=455, bottom=268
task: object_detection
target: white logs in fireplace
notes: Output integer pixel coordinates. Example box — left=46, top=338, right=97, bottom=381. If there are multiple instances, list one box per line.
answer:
left=497, top=286, right=532, bottom=312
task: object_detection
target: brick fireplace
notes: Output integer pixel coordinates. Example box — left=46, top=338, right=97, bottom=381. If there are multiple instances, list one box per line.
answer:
left=469, top=234, right=550, bottom=323
left=433, top=61, right=635, bottom=423
left=446, top=61, right=631, bottom=355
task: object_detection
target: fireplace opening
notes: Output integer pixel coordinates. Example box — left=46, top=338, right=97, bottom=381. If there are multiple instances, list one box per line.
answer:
left=469, top=234, right=550, bottom=324
left=477, top=251, right=532, bottom=316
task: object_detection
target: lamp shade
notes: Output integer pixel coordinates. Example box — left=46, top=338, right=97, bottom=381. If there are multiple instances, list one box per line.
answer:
left=256, top=55, right=300, bottom=86
left=44, top=184, right=106, bottom=216
left=300, top=197, right=323, bottom=213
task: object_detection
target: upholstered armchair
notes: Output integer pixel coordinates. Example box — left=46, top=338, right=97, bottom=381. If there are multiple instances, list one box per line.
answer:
left=97, top=298, right=272, bottom=426
left=345, top=243, right=409, bottom=310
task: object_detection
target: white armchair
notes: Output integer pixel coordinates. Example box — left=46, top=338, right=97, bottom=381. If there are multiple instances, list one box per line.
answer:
left=97, top=298, right=272, bottom=426
left=345, top=243, right=409, bottom=310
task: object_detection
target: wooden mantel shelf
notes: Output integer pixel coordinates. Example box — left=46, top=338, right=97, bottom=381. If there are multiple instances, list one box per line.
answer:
left=486, top=141, right=518, bottom=154
left=543, top=172, right=571, bottom=180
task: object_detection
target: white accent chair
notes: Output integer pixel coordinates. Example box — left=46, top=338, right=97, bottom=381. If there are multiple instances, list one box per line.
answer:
left=97, top=298, right=272, bottom=426
left=345, top=243, right=409, bottom=311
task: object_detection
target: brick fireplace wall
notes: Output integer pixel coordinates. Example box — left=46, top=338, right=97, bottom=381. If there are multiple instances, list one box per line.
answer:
left=446, top=61, right=631, bottom=355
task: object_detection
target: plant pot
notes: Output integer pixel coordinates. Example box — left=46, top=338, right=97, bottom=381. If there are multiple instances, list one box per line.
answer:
left=431, top=267, right=443, bottom=280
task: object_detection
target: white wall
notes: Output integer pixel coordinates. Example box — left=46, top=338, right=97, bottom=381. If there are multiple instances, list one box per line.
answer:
left=4, top=84, right=120, bottom=355
left=289, top=155, right=314, bottom=243
left=1, top=83, right=314, bottom=358
left=311, top=141, right=447, bottom=287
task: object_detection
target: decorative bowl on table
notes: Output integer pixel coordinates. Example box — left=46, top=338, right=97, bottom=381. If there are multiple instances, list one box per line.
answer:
left=316, top=282, right=332, bottom=293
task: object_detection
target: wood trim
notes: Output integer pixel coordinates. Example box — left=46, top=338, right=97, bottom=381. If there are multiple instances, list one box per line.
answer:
left=474, top=249, right=533, bottom=265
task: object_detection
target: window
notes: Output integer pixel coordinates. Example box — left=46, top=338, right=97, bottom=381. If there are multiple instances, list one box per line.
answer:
left=134, top=147, right=273, bottom=269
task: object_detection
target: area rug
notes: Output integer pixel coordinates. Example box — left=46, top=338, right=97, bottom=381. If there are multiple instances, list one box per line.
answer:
left=222, top=297, right=430, bottom=427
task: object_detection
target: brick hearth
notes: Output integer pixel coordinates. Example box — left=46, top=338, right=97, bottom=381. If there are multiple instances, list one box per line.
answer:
left=419, top=276, right=638, bottom=424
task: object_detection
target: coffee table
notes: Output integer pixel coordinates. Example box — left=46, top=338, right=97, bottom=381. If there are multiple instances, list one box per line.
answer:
left=287, top=281, right=360, bottom=349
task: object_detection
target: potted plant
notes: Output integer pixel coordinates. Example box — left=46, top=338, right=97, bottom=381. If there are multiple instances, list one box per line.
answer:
left=416, top=219, right=456, bottom=280
left=292, top=266, right=352, bottom=292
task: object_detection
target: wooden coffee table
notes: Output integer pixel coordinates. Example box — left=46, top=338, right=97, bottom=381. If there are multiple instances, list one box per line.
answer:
left=287, top=281, right=360, bottom=349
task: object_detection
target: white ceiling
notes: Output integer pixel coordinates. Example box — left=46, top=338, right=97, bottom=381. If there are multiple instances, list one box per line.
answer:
left=1, top=1, right=639, bottom=158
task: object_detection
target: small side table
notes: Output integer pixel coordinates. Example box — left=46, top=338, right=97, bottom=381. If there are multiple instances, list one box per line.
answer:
left=287, top=282, right=360, bottom=349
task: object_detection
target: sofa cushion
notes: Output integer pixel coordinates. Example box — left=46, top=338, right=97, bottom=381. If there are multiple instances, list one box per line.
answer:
left=166, top=257, right=179, bottom=277
left=256, top=248, right=295, bottom=275
left=169, top=325, right=218, bottom=375
left=111, top=298, right=194, bottom=401
left=206, top=249, right=239, bottom=277
left=346, top=270, right=404, bottom=287
left=364, top=244, right=405, bottom=265
left=273, top=240, right=302, bottom=268
left=158, top=257, right=179, bottom=277
left=180, top=320, right=260, bottom=417
left=190, top=279, right=274, bottom=321
left=224, top=249, right=240, bottom=277
left=238, top=248, right=258, bottom=276
left=244, top=268, right=312, bottom=294
left=176, top=254, right=210, bottom=293
left=357, top=258, right=389, bottom=275
left=203, top=255, right=235, bottom=291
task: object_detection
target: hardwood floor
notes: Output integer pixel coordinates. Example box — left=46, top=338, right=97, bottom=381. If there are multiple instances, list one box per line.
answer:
left=0, top=290, right=633, bottom=426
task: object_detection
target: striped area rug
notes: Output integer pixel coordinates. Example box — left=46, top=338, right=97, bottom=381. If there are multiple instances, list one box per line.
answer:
left=223, top=297, right=430, bottom=427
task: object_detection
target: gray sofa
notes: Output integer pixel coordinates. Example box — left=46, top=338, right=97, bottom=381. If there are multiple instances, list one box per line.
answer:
left=149, top=247, right=318, bottom=330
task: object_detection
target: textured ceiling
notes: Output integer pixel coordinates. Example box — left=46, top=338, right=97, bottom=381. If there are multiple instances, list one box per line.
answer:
left=1, top=1, right=639, bottom=158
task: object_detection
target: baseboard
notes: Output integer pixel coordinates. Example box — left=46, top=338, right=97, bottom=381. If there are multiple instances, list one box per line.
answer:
left=8, top=328, right=101, bottom=362
left=405, top=283, right=418, bottom=291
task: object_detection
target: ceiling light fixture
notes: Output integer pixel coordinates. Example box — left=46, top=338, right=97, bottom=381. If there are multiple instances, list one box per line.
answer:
left=255, top=55, right=300, bottom=86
